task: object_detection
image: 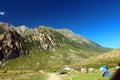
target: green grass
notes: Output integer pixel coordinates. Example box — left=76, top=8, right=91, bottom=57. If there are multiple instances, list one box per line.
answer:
left=81, top=56, right=120, bottom=68
left=61, top=71, right=114, bottom=80
left=0, top=69, right=116, bottom=80
left=29, top=73, right=48, bottom=80
left=1, top=41, right=100, bottom=70
left=0, top=70, right=48, bottom=80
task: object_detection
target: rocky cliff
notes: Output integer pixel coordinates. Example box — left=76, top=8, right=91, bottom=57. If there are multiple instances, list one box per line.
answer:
left=0, top=30, right=29, bottom=60
left=0, top=23, right=69, bottom=61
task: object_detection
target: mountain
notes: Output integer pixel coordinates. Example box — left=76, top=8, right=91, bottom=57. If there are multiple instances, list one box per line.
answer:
left=0, top=22, right=112, bottom=70
left=0, top=22, right=15, bottom=34
left=56, top=28, right=112, bottom=53
left=81, top=48, right=120, bottom=68
left=56, top=28, right=94, bottom=44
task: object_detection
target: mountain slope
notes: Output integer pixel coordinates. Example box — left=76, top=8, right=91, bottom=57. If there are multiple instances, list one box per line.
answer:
left=56, top=28, right=112, bottom=53
left=81, top=48, right=120, bottom=67
left=0, top=22, right=112, bottom=70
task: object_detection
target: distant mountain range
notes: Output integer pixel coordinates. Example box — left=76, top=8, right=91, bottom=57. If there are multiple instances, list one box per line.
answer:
left=0, top=22, right=113, bottom=70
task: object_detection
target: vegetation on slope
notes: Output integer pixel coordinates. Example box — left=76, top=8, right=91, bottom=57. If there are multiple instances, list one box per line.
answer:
left=80, top=49, right=120, bottom=68
left=1, top=41, right=100, bottom=70
left=0, top=22, right=113, bottom=70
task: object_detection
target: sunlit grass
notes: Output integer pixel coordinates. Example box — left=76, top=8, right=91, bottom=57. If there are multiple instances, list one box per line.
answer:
left=61, top=70, right=115, bottom=80
left=0, top=70, right=48, bottom=80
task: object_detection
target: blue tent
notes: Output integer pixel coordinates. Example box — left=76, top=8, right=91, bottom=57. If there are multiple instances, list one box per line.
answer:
left=100, top=65, right=111, bottom=77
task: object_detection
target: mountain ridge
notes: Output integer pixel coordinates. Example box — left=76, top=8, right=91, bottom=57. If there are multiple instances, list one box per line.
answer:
left=0, top=22, right=113, bottom=70
left=56, top=28, right=112, bottom=52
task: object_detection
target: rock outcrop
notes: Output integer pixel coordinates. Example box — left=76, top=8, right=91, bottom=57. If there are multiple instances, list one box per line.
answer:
left=0, top=23, right=69, bottom=61
left=0, top=30, right=28, bottom=60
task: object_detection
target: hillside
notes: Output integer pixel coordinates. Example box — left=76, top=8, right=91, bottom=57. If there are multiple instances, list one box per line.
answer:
left=0, top=22, right=112, bottom=70
left=81, top=48, right=120, bottom=67
left=56, top=28, right=112, bottom=53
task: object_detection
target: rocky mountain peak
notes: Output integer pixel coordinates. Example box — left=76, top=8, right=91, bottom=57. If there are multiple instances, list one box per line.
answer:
left=0, top=22, right=15, bottom=32
left=16, top=25, right=28, bottom=32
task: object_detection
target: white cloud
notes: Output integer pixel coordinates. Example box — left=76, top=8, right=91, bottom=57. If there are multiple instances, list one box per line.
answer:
left=0, top=12, right=5, bottom=15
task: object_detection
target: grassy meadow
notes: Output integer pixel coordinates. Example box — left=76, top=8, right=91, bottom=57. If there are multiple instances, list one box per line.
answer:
left=0, top=68, right=117, bottom=80
left=0, top=70, right=48, bottom=80
left=61, top=70, right=115, bottom=80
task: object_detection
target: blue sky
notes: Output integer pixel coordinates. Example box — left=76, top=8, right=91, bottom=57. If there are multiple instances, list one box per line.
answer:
left=0, top=0, right=120, bottom=48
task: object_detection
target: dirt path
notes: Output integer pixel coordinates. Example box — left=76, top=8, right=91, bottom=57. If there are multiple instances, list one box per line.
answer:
left=48, top=73, right=61, bottom=80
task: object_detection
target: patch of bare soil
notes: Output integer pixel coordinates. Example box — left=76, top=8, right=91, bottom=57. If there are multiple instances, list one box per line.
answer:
left=48, top=73, right=61, bottom=80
